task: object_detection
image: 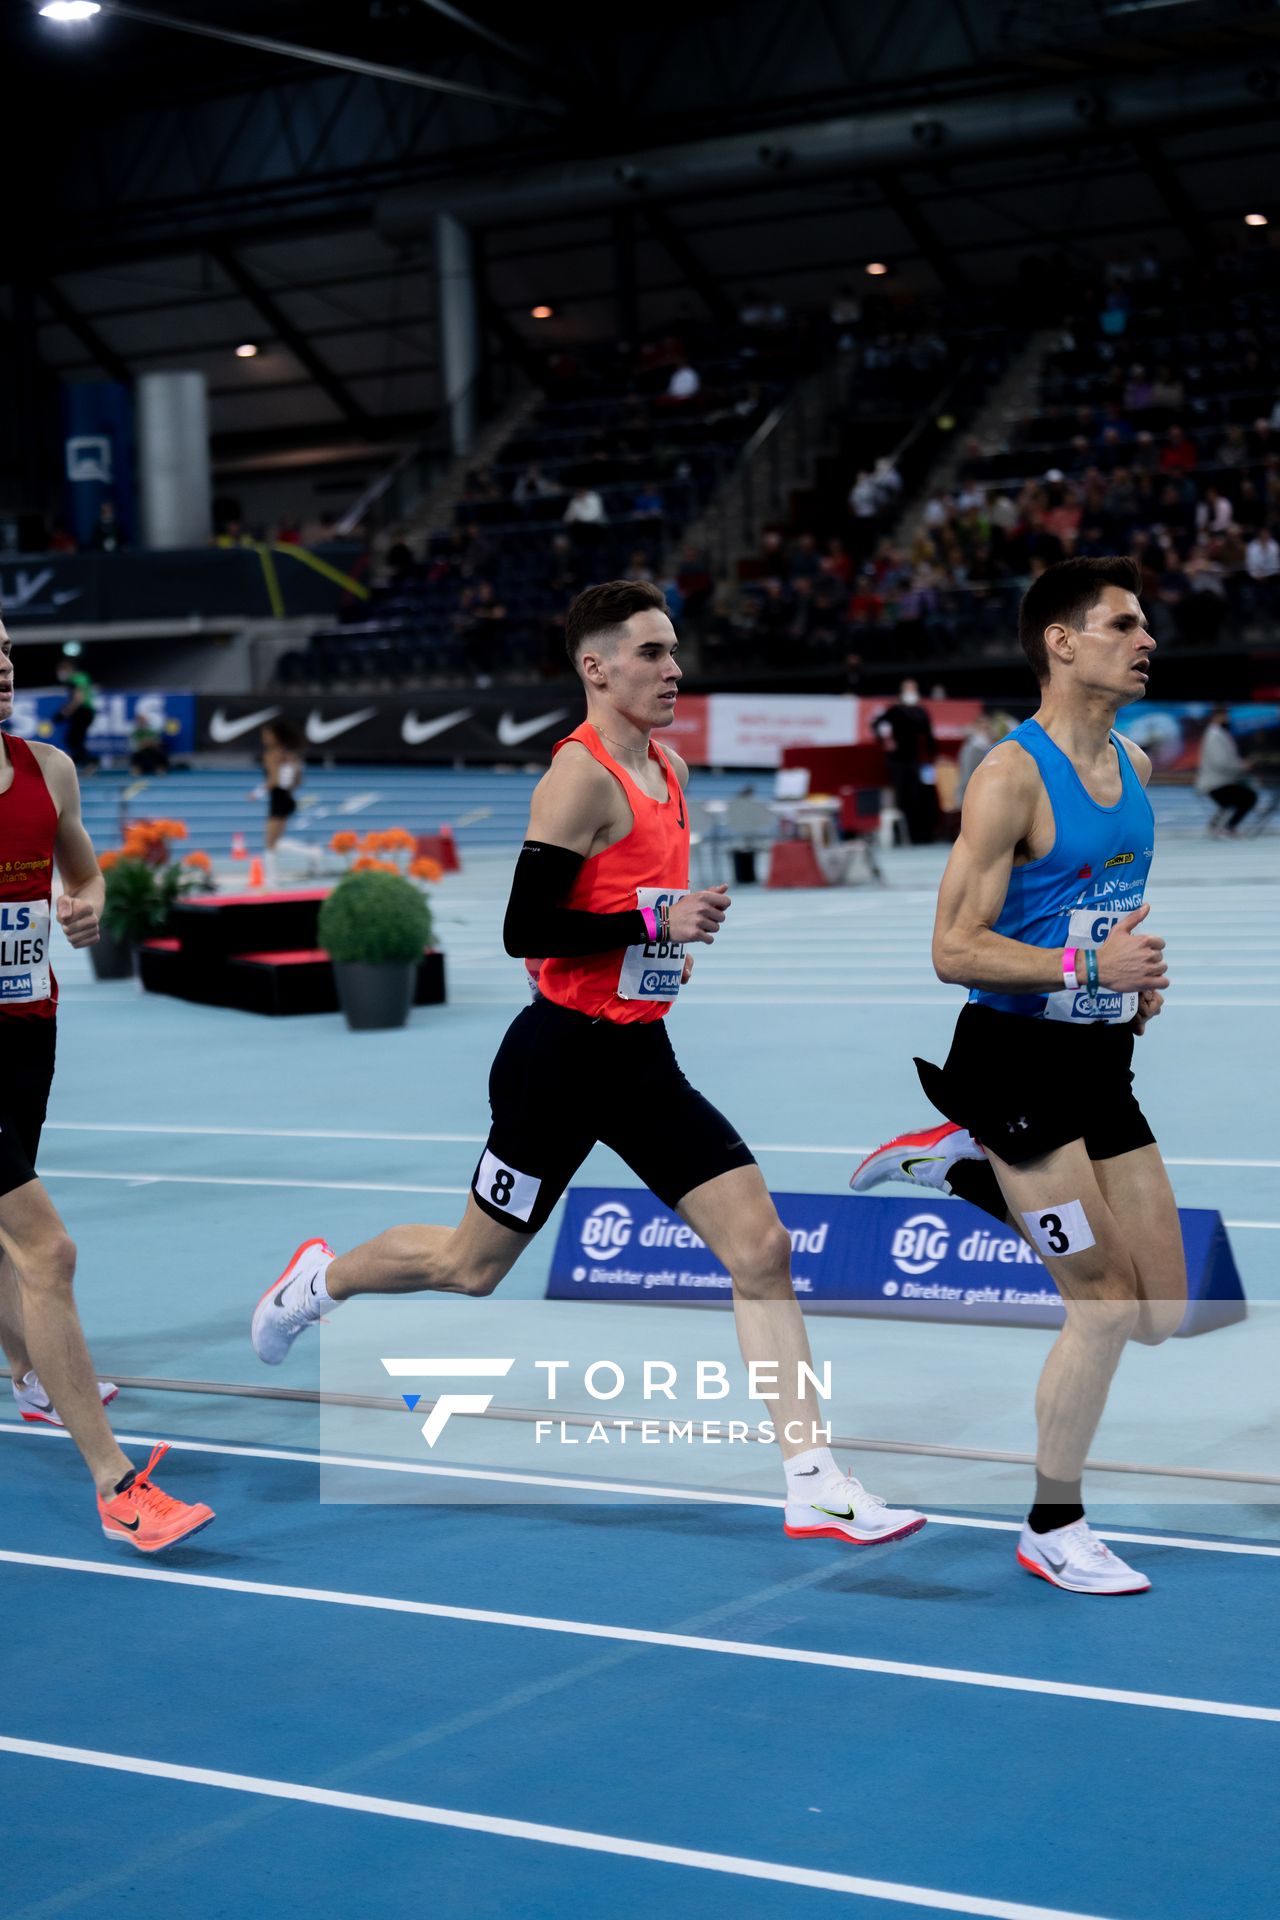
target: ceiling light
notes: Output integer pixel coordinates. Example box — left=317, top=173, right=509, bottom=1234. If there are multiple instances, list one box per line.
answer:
left=39, top=3, right=102, bottom=20
left=1245, top=213, right=1269, bottom=227
left=235, top=342, right=259, bottom=358
left=865, top=262, right=888, bottom=277
left=530, top=305, right=554, bottom=320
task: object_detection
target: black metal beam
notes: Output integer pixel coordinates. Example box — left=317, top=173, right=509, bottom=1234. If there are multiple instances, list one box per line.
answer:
left=1130, top=136, right=1214, bottom=257
left=36, top=278, right=133, bottom=385
left=210, top=247, right=372, bottom=427
left=641, top=205, right=736, bottom=326
left=211, top=413, right=440, bottom=464
left=874, top=170, right=970, bottom=292
left=413, top=0, right=575, bottom=108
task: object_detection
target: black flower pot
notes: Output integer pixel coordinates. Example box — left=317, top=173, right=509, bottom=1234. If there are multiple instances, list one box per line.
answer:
left=332, top=959, right=416, bottom=1031
left=88, top=926, right=135, bottom=980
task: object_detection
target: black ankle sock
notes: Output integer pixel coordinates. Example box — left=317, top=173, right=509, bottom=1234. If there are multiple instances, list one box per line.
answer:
left=1028, top=1471, right=1084, bottom=1535
left=113, top=1468, right=137, bottom=1497
left=946, top=1157, right=1007, bottom=1221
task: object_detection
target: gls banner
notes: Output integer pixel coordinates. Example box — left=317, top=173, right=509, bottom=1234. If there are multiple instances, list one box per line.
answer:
left=547, top=1189, right=1247, bottom=1337
left=3, top=689, right=196, bottom=757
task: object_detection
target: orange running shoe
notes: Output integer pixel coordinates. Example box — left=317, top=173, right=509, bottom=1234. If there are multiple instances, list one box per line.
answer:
left=98, top=1443, right=215, bottom=1553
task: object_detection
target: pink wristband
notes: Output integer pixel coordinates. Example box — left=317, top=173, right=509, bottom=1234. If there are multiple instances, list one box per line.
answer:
left=1062, top=946, right=1078, bottom=990
left=640, top=907, right=658, bottom=943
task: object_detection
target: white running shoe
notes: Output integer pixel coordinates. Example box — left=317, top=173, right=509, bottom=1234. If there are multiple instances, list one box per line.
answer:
left=252, top=1237, right=335, bottom=1366
left=784, top=1471, right=927, bottom=1546
left=1016, top=1518, right=1150, bottom=1595
left=12, top=1370, right=119, bottom=1426
left=850, top=1119, right=984, bottom=1194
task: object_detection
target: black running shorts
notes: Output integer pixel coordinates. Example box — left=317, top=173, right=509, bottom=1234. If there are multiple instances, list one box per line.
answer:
left=471, top=996, right=757, bottom=1234
left=268, top=789, right=297, bottom=821
left=0, top=1018, right=57, bottom=1199
left=915, top=1002, right=1156, bottom=1167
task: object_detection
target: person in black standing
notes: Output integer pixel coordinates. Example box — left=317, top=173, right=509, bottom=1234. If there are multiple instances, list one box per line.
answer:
left=873, top=678, right=937, bottom=843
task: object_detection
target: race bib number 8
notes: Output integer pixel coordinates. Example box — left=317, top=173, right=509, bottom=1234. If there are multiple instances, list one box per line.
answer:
left=474, top=1149, right=541, bottom=1224
left=0, top=901, right=52, bottom=1004
left=617, top=887, right=687, bottom=1002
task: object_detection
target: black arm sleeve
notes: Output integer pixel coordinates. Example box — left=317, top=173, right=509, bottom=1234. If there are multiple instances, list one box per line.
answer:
left=502, top=841, right=649, bottom=958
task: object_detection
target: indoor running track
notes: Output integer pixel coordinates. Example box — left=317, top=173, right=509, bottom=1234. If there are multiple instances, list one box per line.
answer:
left=2, top=1421, right=1278, bottom=1920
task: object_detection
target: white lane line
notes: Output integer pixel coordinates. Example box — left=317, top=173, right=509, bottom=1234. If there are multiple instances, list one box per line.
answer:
left=1, top=1550, right=1275, bottom=1725
left=0, top=1737, right=1120, bottom=1920
left=39, top=1170, right=470, bottom=1196
left=4, top=1425, right=1277, bottom=1557
left=38, top=1124, right=1280, bottom=1173
left=1224, top=1220, right=1280, bottom=1230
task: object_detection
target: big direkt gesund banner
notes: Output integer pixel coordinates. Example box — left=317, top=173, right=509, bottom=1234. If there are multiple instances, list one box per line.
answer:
left=547, top=1189, right=1245, bottom=1338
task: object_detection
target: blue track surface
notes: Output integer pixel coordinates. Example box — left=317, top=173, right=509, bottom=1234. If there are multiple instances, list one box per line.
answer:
left=3, top=774, right=1277, bottom=1918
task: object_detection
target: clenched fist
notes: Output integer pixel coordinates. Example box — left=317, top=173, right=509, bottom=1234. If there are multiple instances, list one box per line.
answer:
left=1097, top=903, right=1168, bottom=994
left=668, top=886, right=730, bottom=946
left=56, top=892, right=100, bottom=949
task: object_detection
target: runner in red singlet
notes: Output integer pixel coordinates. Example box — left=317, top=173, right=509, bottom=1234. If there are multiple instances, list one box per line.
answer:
left=0, top=615, right=214, bottom=1550
left=253, top=582, right=925, bottom=1545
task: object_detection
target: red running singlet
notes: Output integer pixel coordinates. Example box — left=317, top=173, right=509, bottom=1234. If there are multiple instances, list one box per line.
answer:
left=536, top=722, right=690, bottom=1026
left=0, top=735, right=58, bottom=1021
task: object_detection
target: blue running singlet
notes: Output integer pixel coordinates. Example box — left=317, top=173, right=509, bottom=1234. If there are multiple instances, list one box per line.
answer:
left=971, top=717, right=1154, bottom=1024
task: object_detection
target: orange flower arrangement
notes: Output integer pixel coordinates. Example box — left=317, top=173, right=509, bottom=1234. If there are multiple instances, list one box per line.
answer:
left=351, top=855, right=400, bottom=874
left=329, top=830, right=359, bottom=854
left=183, top=850, right=213, bottom=872
left=382, top=827, right=417, bottom=852
left=409, top=856, right=444, bottom=883
left=97, top=848, right=120, bottom=871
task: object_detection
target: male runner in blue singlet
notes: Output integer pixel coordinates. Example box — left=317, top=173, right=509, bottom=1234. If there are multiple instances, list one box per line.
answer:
left=852, top=557, right=1180, bottom=1593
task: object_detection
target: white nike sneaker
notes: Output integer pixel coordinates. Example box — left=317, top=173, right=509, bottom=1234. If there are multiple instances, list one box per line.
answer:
left=784, top=1471, right=927, bottom=1546
left=252, top=1237, right=335, bottom=1366
left=851, top=1120, right=984, bottom=1194
left=13, top=1370, right=119, bottom=1426
left=1016, top=1518, right=1150, bottom=1595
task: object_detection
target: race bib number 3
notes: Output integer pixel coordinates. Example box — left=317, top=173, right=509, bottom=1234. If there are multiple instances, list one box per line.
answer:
left=0, top=901, right=52, bottom=1004
left=1044, top=907, right=1137, bottom=1025
left=1021, top=1200, right=1096, bottom=1260
left=617, top=887, right=687, bottom=1002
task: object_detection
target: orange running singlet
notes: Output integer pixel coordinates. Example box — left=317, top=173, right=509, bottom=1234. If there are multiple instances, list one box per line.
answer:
left=536, top=722, right=690, bottom=1025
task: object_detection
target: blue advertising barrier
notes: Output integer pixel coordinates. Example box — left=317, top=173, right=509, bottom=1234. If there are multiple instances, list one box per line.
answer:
left=2, top=689, right=196, bottom=758
left=547, top=1189, right=1246, bottom=1337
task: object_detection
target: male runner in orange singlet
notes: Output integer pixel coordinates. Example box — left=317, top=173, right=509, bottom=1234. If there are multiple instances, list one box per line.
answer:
left=254, top=581, right=925, bottom=1544
left=0, top=614, right=214, bottom=1550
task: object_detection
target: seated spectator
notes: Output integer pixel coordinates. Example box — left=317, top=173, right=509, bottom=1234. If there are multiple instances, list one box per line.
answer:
left=823, top=537, right=853, bottom=583
left=631, top=480, right=665, bottom=518
left=789, top=533, right=821, bottom=579
left=129, top=715, right=170, bottom=778
left=48, top=518, right=77, bottom=554
left=848, top=471, right=880, bottom=520
left=623, top=549, right=655, bottom=583
left=1196, top=486, right=1235, bottom=536
left=563, top=486, right=606, bottom=525
left=275, top=517, right=303, bottom=546
left=1160, top=425, right=1197, bottom=474
left=513, top=463, right=560, bottom=504
left=1217, top=424, right=1249, bottom=468
left=1150, top=365, right=1185, bottom=410
left=1124, top=365, right=1154, bottom=411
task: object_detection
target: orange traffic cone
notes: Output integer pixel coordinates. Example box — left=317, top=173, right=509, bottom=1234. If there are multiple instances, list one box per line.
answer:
left=231, top=831, right=247, bottom=860
left=247, top=855, right=265, bottom=889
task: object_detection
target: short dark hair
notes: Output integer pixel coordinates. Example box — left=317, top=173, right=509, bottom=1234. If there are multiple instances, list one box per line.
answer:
left=1018, top=555, right=1142, bottom=684
left=266, top=719, right=302, bottom=751
left=564, top=580, right=668, bottom=663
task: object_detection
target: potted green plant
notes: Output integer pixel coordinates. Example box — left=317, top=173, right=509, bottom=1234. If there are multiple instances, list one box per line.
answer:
left=94, top=853, right=194, bottom=979
left=318, top=868, right=433, bottom=1031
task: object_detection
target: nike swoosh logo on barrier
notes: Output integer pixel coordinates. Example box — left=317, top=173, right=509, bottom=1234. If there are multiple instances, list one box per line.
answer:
left=208, top=705, right=282, bottom=744
left=496, top=710, right=568, bottom=748
left=305, top=708, right=379, bottom=745
left=402, top=708, right=473, bottom=747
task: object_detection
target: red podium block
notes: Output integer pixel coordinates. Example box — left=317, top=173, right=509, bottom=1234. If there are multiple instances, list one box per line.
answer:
left=414, top=827, right=462, bottom=873
left=766, top=840, right=828, bottom=888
